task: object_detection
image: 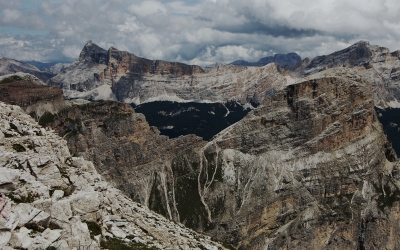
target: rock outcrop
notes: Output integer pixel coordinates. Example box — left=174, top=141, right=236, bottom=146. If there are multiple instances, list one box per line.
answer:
left=0, top=74, right=69, bottom=121
left=49, top=41, right=294, bottom=105
left=293, top=41, right=400, bottom=107
left=40, top=101, right=208, bottom=209
left=43, top=68, right=400, bottom=249
left=0, top=101, right=227, bottom=249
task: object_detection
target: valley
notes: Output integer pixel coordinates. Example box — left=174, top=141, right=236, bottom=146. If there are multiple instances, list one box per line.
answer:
left=1, top=40, right=400, bottom=249
left=133, top=101, right=251, bottom=140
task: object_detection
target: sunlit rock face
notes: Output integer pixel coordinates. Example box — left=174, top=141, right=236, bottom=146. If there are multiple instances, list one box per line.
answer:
left=45, top=67, right=400, bottom=249
left=0, top=101, right=227, bottom=250
left=294, top=41, right=400, bottom=108
left=49, top=41, right=292, bottom=105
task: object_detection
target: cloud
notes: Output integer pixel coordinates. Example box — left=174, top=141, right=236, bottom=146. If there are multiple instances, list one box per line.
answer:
left=128, top=1, right=167, bottom=16
left=1, top=0, right=400, bottom=65
left=1, top=9, right=22, bottom=23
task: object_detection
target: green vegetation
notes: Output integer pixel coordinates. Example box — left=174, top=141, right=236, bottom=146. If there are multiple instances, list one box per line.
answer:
left=373, top=181, right=400, bottom=212
left=148, top=173, right=168, bottom=218
left=12, top=144, right=26, bottom=152
left=86, top=221, right=102, bottom=239
left=170, top=153, right=215, bottom=231
left=25, top=222, right=45, bottom=232
left=0, top=75, right=23, bottom=84
left=38, top=112, right=55, bottom=126
left=100, top=237, right=158, bottom=250
left=49, top=185, right=76, bottom=197
left=9, top=123, right=20, bottom=133
left=48, top=221, right=62, bottom=230
left=7, top=191, right=37, bottom=203
left=134, top=100, right=250, bottom=141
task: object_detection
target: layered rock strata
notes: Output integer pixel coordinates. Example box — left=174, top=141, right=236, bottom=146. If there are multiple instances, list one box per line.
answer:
left=0, top=102, right=226, bottom=249
left=42, top=101, right=207, bottom=211
left=294, top=41, right=400, bottom=107
left=0, top=74, right=69, bottom=120
left=45, top=68, right=400, bottom=249
left=50, top=41, right=293, bottom=105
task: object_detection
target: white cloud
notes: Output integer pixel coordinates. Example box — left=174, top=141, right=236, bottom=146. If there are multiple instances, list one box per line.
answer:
left=1, top=9, right=22, bottom=23
left=62, top=45, right=81, bottom=59
left=128, top=1, right=167, bottom=16
left=1, top=0, right=400, bottom=65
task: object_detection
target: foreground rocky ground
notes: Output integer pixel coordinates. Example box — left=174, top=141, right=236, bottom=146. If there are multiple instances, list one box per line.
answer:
left=0, top=102, right=227, bottom=249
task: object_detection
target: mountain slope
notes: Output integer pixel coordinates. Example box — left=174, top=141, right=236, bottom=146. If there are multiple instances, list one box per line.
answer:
left=0, top=101, right=227, bottom=249
left=0, top=58, right=55, bottom=82
left=49, top=41, right=295, bottom=105
left=293, top=41, right=400, bottom=107
left=231, top=52, right=301, bottom=68
left=43, top=68, right=400, bottom=249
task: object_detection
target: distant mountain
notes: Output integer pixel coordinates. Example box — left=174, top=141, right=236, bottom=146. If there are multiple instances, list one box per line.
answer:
left=0, top=58, right=55, bottom=82
left=49, top=41, right=291, bottom=105
left=231, top=52, right=302, bottom=68
left=25, top=60, right=71, bottom=74
left=292, top=40, right=400, bottom=107
left=24, top=60, right=58, bottom=71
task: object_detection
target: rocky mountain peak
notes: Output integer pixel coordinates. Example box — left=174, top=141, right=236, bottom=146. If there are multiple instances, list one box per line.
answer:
left=78, top=41, right=108, bottom=64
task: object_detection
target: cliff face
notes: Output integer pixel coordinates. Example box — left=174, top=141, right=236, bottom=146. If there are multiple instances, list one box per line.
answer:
left=0, top=102, right=226, bottom=249
left=50, top=41, right=293, bottom=105
left=41, top=101, right=208, bottom=214
left=199, top=68, right=400, bottom=249
left=294, top=41, right=400, bottom=107
left=44, top=68, right=400, bottom=249
left=0, top=74, right=68, bottom=119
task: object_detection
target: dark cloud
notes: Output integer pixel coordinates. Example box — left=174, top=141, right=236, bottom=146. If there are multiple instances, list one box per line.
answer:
left=0, top=0, right=400, bottom=65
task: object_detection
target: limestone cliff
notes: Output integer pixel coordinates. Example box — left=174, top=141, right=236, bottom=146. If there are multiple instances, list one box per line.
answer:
left=293, top=41, right=400, bottom=107
left=44, top=68, right=400, bottom=249
left=50, top=41, right=293, bottom=105
left=41, top=101, right=207, bottom=213
left=0, top=101, right=226, bottom=249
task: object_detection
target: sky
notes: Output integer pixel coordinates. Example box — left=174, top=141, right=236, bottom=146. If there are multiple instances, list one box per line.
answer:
left=0, top=0, right=400, bottom=65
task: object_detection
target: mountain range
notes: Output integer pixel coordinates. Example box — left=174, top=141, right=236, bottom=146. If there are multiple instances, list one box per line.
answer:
left=230, top=52, right=302, bottom=68
left=1, top=40, right=400, bottom=249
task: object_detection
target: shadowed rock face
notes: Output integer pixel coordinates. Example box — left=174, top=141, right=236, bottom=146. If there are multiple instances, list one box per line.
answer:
left=44, top=68, right=400, bottom=249
left=41, top=101, right=207, bottom=213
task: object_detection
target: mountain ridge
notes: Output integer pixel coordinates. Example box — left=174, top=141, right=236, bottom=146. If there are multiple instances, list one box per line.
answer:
left=231, top=52, right=301, bottom=68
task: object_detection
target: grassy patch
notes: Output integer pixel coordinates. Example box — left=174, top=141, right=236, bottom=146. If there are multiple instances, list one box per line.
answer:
left=0, top=75, right=22, bottom=84
left=12, top=144, right=26, bottom=152
left=100, top=237, right=158, bottom=250
left=374, top=181, right=400, bottom=212
left=86, top=221, right=102, bottom=239
left=7, top=192, right=38, bottom=203
left=171, top=154, right=215, bottom=231
left=39, top=112, right=55, bottom=126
